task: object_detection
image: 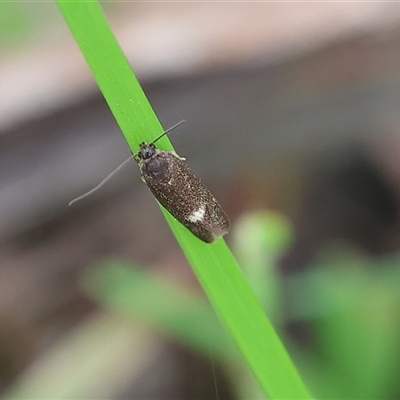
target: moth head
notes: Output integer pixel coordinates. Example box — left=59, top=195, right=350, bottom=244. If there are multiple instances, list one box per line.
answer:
left=137, top=142, right=156, bottom=161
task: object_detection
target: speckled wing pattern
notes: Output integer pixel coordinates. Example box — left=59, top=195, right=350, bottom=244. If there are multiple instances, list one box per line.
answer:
left=139, top=149, right=229, bottom=243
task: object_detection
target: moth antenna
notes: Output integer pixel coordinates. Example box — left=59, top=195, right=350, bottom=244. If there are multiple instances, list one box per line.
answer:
left=68, top=155, right=135, bottom=206
left=151, top=120, right=186, bottom=144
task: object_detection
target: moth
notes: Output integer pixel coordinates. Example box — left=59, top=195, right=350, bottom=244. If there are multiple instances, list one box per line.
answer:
left=69, top=121, right=230, bottom=243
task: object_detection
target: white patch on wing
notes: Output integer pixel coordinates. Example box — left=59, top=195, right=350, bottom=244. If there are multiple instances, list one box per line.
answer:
left=188, top=205, right=206, bottom=223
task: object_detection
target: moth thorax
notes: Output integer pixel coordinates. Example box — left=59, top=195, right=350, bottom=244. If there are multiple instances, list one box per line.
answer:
left=144, top=152, right=169, bottom=179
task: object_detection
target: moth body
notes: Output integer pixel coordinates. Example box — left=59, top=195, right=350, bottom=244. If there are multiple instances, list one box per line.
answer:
left=136, top=142, right=229, bottom=243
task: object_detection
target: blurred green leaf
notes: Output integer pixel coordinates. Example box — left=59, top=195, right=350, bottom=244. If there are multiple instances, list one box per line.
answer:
left=288, top=249, right=400, bottom=399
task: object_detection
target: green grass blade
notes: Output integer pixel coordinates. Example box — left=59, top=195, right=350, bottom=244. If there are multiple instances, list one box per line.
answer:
left=56, top=1, right=311, bottom=398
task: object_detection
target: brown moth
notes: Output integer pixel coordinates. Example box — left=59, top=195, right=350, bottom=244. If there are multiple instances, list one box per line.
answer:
left=136, top=138, right=229, bottom=243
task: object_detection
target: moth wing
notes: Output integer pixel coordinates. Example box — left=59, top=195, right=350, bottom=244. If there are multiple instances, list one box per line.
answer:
left=142, top=152, right=229, bottom=243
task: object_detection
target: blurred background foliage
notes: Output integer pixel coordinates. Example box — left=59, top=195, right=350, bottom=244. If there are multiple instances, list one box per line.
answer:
left=2, top=1, right=400, bottom=399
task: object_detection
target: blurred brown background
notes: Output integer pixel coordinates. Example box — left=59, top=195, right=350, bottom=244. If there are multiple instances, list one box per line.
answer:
left=2, top=2, right=400, bottom=398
